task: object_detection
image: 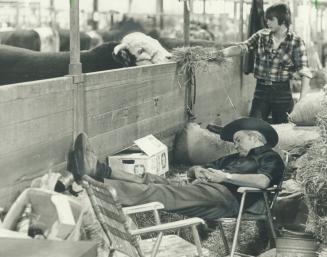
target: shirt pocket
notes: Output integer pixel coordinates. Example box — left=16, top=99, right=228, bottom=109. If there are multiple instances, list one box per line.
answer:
left=281, top=53, right=294, bottom=69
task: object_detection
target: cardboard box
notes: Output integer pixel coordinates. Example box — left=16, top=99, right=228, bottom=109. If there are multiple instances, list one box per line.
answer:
left=108, top=135, right=169, bottom=176
left=2, top=188, right=83, bottom=241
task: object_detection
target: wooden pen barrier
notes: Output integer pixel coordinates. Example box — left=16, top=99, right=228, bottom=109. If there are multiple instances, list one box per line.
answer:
left=0, top=59, right=255, bottom=209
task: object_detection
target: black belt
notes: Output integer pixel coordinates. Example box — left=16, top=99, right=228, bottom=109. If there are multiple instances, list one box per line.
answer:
left=257, top=79, right=289, bottom=86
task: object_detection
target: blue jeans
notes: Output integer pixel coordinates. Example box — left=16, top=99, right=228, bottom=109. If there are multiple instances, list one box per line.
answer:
left=250, top=80, right=294, bottom=124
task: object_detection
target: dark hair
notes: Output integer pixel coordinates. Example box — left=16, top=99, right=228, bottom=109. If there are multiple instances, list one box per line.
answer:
left=265, top=3, right=291, bottom=28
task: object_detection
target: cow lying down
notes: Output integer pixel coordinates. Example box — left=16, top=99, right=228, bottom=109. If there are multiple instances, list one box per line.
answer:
left=0, top=32, right=172, bottom=86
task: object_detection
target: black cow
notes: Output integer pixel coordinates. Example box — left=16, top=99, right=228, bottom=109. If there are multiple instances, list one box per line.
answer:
left=0, top=29, right=40, bottom=51
left=0, top=29, right=93, bottom=52
left=0, top=42, right=136, bottom=86
left=58, top=29, right=92, bottom=51
left=99, top=17, right=145, bottom=42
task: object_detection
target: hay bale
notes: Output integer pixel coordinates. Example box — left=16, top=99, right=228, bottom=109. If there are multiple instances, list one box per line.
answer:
left=202, top=219, right=269, bottom=256
left=292, top=97, right=327, bottom=244
left=310, top=70, right=327, bottom=90
left=272, top=123, right=320, bottom=155
left=289, top=91, right=325, bottom=126
left=132, top=211, right=268, bottom=256
left=173, top=122, right=235, bottom=165
left=131, top=210, right=194, bottom=241
left=319, top=247, right=327, bottom=257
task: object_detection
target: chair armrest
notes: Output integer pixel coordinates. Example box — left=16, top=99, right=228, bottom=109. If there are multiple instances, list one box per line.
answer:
left=123, top=202, right=165, bottom=215
left=237, top=186, right=279, bottom=194
left=130, top=217, right=205, bottom=235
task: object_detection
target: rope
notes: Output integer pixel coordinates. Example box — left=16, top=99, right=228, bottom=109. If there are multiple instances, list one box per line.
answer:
left=186, top=65, right=197, bottom=121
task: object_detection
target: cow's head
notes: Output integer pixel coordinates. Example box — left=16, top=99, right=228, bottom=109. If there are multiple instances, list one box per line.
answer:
left=112, top=47, right=136, bottom=67
left=113, top=32, right=172, bottom=65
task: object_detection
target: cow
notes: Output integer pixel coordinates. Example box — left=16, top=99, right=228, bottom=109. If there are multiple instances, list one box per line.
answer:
left=114, top=32, right=172, bottom=65
left=0, top=29, right=93, bottom=52
left=99, top=17, right=145, bottom=42
left=58, top=29, right=92, bottom=51
left=0, top=27, right=60, bottom=52
left=0, top=32, right=171, bottom=85
left=0, top=42, right=135, bottom=85
left=0, top=29, right=41, bottom=51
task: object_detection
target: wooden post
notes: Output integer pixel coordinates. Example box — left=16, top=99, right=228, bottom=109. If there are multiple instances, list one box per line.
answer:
left=69, top=0, right=84, bottom=137
left=189, top=0, right=194, bottom=13
left=203, top=0, right=206, bottom=15
left=15, top=2, right=20, bottom=27
left=50, top=0, right=55, bottom=28
left=156, top=0, right=164, bottom=30
left=93, top=0, right=99, bottom=30
left=239, top=0, right=244, bottom=42
left=239, top=0, right=244, bottom=89
left=128, top=0, right=132, bottom=14
left=69, top=0, right=82, bottom=76
left=183, top=0, right=190, bottom=47
left=37, top=3, right=41, bottom=27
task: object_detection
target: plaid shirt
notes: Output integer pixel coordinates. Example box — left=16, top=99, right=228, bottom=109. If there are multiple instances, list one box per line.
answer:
left=241, top=28, right=312, bottom=82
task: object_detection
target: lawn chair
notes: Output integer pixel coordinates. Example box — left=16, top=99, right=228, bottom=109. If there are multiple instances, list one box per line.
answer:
left=82, top=175, right=209, bottom=257
left=218, top=150, right=289, bottom=257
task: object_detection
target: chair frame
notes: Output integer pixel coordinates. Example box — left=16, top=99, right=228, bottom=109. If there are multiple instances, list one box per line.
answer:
left=218, top=151, right=289, bottom=257
left=82, top=175, right=207, bottom=257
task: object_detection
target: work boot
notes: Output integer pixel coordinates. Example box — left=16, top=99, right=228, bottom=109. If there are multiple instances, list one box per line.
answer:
left=68, top=132, right=111, bottom=181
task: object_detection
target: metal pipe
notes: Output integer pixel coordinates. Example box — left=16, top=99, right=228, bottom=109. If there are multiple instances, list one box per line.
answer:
left=192, top=225, right=204, bottom=256
left=230, top=192, right=246, bottom=257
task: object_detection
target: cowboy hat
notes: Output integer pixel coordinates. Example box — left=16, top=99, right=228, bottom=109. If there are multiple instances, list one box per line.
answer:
left=220, top=117, right=278, bottom=147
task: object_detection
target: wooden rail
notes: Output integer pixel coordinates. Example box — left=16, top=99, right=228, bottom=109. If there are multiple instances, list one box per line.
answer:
left=0, top=60, right=254, bottom=209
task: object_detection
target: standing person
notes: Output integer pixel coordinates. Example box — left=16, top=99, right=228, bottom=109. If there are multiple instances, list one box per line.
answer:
left=68, top=117, right=284, bottom=221
left=219, top=3, right=312, bottom=124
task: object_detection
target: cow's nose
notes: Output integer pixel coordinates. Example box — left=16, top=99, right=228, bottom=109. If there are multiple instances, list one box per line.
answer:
left=166, top=54, right=172, bottom=60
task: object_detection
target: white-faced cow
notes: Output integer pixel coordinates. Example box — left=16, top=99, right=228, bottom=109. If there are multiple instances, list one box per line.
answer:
left=0, top=32, right=171, bottom=86
left=114, top=32, right=172, bottom=65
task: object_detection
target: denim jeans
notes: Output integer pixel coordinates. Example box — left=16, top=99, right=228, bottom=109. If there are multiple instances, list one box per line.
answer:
left=250, top=80, right=294, bottom=124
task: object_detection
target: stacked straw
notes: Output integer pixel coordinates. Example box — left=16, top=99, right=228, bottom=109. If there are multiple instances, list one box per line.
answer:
left=296, top=95, right=327, bottom=243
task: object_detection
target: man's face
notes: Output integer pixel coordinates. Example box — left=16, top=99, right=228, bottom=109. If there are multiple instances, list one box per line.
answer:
left=233, top=131, right=256, bottom=157
left=266, top=17, right=281, bottom=32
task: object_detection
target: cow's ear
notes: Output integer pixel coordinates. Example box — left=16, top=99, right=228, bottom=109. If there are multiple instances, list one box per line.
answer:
left=113, top=43, right=127, bottom=55
left=112, top=49, right=136, bottom=67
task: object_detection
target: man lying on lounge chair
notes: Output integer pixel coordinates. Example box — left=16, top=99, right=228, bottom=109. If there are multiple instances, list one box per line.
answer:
left=68, top=117, right=284, bottom=221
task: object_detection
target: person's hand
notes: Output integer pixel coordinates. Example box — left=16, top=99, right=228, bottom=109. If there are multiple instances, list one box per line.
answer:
left=188, top=166, right=205, bottom=179
left=216, top=50, right=225, bottom=59
left=204, top=168, right=226, bottom=183
left=194, top=167, right=211, bottom=180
